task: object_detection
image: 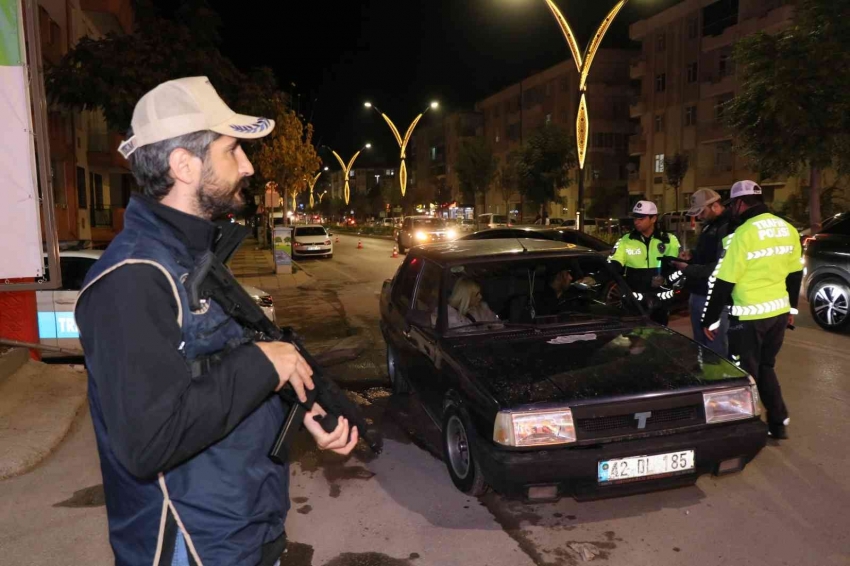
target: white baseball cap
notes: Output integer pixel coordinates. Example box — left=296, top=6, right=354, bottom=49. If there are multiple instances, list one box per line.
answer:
left=118, top=76, right=275, bottom=158
left=730, top=180, right=763, bottom=199
left=632, top=200, right=658, bottom=216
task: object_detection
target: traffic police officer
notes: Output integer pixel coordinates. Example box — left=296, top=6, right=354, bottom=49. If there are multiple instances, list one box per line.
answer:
left=609, top=200, right=681, bottom=324
left=701, top=180, right=802, bottom=440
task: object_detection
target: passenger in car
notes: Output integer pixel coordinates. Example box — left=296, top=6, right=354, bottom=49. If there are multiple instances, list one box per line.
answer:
left=447, top=277, right=500, bottom=328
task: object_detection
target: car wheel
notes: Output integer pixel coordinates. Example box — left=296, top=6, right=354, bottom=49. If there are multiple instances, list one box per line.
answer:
left=386, top=345, right=410, bottom=394
left=809, top=277, right=850, bottom=332
left=442, top=407, right=488, bottom=496
left=603, top=281, right=623, bottom=308
left=397, top=238, right=406, bottom=255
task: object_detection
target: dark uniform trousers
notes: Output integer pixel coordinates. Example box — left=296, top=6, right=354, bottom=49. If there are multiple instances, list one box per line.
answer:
left=728, top=314, right=789, bottom=426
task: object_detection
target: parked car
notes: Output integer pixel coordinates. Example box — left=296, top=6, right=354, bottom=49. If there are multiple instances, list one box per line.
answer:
left=396, top=216, right=457, bottom=253
left=802, top=212, right=850, bottom=332
left=477, top=213, right=513, bottom=230
left=37, top=250, right=276, bottom=357
left=380, top=239, right=767, bottom=501
left=292, top=225, right=334, bottom=259
left=460, top=226, right=613, bottom=252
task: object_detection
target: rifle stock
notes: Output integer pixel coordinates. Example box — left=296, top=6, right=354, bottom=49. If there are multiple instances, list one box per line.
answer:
left=185, top=249, right=382, bottom=465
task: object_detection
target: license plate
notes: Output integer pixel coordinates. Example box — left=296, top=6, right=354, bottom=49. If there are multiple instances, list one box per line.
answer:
left=598, top=450, right=695, bottom=483
left=307, top=246, right=320, bottom=251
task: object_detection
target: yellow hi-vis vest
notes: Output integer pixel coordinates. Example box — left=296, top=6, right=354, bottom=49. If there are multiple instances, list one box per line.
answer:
left=712, top=212, right=802, bottom=321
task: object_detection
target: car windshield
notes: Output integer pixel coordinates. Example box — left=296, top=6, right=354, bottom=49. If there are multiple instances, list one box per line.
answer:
left=413, top=218, right=446, bottom=229
left=491, top=215, right=508, bottom=224
left=440, top=255, right=641, bottom=334
left=295, top=227, right=327, bottom=236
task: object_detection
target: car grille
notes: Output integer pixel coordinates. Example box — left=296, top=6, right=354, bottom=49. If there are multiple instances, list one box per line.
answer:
left=573, top=399, right=704, bottom=441
left=295, top=248, right=330, bottom=255
left=577, top=405, right=699, bottom=433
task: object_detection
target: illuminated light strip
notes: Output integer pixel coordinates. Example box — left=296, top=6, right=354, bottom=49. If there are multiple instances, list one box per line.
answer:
left=381, top=114, right=403, bottom=147
left=399, top=161, right=408, bottom=197
left=331, top=149, right=365, bottom=205
left=544, top=0, right=583, bottom=73
left=579, top=0, right=628, bottom=91
left=401, top=113, right=424, bottom=159
left=308, top=172, right=321, bottom=209
left=576, top=94, right=589, bottom=169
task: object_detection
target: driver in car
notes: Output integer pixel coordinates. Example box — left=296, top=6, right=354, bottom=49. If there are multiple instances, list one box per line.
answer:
left=535, top=269, right=596, bottom=316
left=447, top=277, right=501, bottom=328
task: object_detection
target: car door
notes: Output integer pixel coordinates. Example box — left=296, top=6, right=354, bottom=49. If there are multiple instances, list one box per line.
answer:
left=385, top=255, right=424, bottom=382
left=403, top=260, right=445, bottom=417
left=36, top=256, right=57, bottom=349
left=54, top=256, right=96, bottom=351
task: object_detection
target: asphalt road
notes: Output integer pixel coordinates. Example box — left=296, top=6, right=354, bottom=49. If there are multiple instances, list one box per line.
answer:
left=1, top=233, right=848, bottom=566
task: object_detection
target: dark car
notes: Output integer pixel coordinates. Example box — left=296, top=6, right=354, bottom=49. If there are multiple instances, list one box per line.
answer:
left=803, top=212, right=850, bottom=332
left=460, top=226, right=613, bottom=252
left=379, top=239, right=767, bottom=501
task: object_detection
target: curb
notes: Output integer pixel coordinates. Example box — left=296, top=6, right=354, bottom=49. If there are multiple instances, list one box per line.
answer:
left=0, top=360, right=88, bottom=480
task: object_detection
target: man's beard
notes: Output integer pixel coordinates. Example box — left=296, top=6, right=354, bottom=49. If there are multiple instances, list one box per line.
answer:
left=196, top=162, right=247, bottom=220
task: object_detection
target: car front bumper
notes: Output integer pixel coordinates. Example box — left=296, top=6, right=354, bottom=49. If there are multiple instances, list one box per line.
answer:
left=473, top=419, right=767, bottom=501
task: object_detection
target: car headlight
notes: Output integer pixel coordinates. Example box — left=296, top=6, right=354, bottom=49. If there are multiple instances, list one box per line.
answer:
left=493, top=409, right=576, bottom=447
left=446, top=229, right=457, bottom=240
left=415, top=231, right=428, bottom=241
left=703, top=382, right=759, bottom=424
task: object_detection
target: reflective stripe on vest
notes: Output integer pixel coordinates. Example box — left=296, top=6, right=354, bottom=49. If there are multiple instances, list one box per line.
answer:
left=730, top=297, right=790, bottom=318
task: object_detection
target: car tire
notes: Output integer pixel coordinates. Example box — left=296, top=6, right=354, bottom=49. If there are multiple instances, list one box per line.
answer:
left=397, top=238, right=406, bottom=255
left=441, top=406, right=488, bottom=496
left=386, top=344, right=410, bottom=394
left=809, top=277, right=850, bottom=332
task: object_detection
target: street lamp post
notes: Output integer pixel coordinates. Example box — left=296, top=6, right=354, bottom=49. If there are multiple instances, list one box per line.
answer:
left=365, top=101, right=438, bottom=197
left=308, top=166, right=329, bottom=209
left=318, top=190, right=328, bottom=204
left=543, top=0, right=628, bottom=231
left=326, top=144, right=371, bottom=205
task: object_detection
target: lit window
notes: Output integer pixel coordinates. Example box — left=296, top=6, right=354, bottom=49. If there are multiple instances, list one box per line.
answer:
left=655, top=154, right=665, bottom=173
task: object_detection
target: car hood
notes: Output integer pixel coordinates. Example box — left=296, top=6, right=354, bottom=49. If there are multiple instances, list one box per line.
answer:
left=447, top=325, right=746, bottom=408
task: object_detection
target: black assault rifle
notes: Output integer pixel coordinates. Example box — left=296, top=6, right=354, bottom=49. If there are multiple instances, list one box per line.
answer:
left=184, top=225, right=382, bottom=464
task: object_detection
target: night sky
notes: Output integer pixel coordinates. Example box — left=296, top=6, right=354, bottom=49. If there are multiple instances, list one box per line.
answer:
left=203, top=0, right=681, bottom=166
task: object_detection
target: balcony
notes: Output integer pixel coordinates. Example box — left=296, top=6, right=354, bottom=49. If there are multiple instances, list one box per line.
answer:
left=629, top=57, right=646, bottom=79
left=700, top=72, right=736, bottom=99
left=628, top=134, right=646, bottom=155
left=88, top=131, right=130, bottom=172
left=702, top=2, right=794, bottom=52
left=629, top=97, right=646, bottom=118
left=628, top=176, right=646, bottom=194
left=698, top=165, right=735, bottom=188
left=698, top=121, right=732, bottom=143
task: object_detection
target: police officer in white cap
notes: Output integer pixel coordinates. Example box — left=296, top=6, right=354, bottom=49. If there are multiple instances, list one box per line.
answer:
left=701, top=180, right=802, bottom=439
left=609, top=200, right=681, bottom=324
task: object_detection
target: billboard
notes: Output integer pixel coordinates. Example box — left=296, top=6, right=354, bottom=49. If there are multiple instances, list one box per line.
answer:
left=0, top=0, right=45, bottom=280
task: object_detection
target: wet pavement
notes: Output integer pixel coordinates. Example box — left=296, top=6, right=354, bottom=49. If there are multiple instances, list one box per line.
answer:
left=0, top=233, right=848, bottom=565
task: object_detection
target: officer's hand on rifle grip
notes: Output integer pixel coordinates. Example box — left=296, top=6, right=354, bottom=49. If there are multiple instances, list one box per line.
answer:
left=256, top=342, right=315, bottom=402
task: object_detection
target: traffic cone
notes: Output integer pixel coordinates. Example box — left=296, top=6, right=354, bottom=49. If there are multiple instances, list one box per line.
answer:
left=357, top=240, right=363, bottom=249
left=391, top=245, right=398, bottom=258
left=335, top=235, right=340, bottom=243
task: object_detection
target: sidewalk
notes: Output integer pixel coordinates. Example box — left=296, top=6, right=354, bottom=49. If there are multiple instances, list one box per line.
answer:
left=229, top=237, right=311, bottom=291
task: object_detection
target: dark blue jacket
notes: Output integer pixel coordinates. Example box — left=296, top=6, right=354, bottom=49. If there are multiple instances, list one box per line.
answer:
left=77, top=196, right=289, bottom=566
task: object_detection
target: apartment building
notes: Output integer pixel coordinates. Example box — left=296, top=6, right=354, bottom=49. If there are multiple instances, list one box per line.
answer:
left=475, top=49, right=633, bottom=221
left=628, top=0, right=797, bottom=212
left=38, top=0, right=135, bottom=247
left=408, top=111, right=484, bottom=218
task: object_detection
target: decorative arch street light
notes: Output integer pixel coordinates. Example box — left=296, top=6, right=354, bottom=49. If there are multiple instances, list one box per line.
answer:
left=308, top=166, right=329, bottom=209
left=543, top=0, right=628, bottom=231
left=364, top=101, right=439, bottom=197
left=325, top=144, right=371, bottom=205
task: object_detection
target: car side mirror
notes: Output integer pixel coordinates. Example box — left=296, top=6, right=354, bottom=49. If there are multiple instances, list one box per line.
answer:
left=405, top=309, right=432, bottom=329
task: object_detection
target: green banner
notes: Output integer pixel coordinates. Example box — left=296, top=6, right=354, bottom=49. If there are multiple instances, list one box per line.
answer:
left=0, top=0, right=22, bottom=66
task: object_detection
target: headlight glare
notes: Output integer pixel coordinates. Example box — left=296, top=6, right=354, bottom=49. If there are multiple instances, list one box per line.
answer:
left=415, top=231, right=428, bottom=241
left=703, top=387, right=756, bottom=424
left=447, top=229, right=457, bottom=240
left=493, top=409, right=576, bottom=447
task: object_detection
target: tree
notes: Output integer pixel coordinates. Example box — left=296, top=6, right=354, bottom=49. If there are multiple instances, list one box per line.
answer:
left=494, top=151, right=521, bottom=214
left=455, top=138, right=497, bottom=212
left=723, top=0, right=850, bottom=230
left=45, top=1, right=251, bottom=131
left=587, top=185, right=629, bottom=219
left=664, top=152, right=689, bottom=213
left=255, top=107, right=322, bottom=221
left=517, top=125, right=576, bottom=215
